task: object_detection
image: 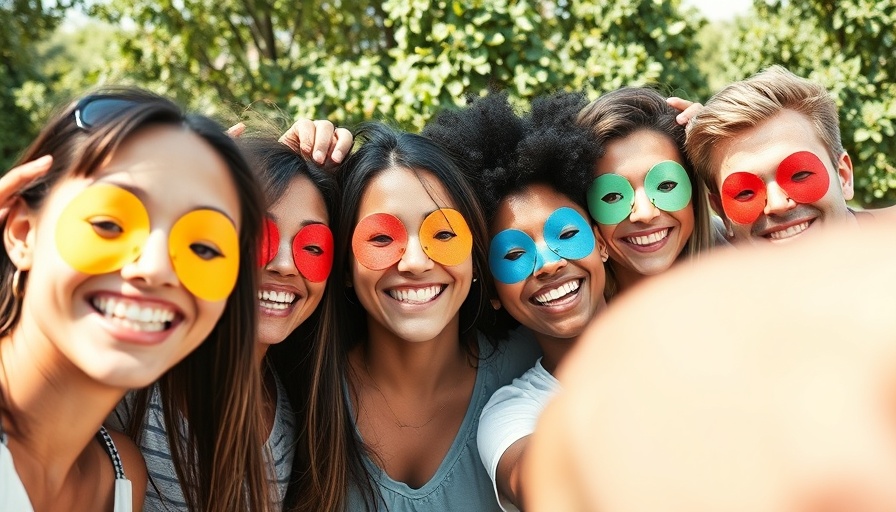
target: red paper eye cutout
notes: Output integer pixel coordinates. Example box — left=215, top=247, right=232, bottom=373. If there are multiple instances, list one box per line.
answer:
left=776, top=151, right=830, bottom=204
left=292, top=223, right=334, bottom=282
left=258, top=217, right=280, bottom=267
left=721, top=172, right=768, bottom=225
left=351, top=213, right=408, bottom=270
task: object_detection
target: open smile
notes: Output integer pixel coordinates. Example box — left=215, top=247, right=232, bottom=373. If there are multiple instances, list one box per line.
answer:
left=531, top=279, right=582, bottom=306
left=620, top=227, right=672, bottom=252
left=90, top=295, right=179, bottom=334
left=763, top=219, right=814, bottom=241
left=387, top=285, right=446, bottom=305
left=258, top=289, right=299, bottom=312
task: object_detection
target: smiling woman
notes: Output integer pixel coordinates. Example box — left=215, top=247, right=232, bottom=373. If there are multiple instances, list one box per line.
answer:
left=297, top=122, right=539, bottom=512
left=0, top=88, right=272, bottom=511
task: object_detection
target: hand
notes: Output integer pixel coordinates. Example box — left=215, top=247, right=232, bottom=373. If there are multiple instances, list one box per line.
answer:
left=280, top=119, right=353, bottom=167
left=225, top=122, right=246, bottom=138
left=667, top=96, right=703, bottom=126
left=0, top=155, right=53, bottom=223
left=524, top=223, right=896, bottom=512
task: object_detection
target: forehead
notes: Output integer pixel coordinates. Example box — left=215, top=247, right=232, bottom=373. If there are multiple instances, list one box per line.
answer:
left=357, top=167, right=457, bottom=222
left=594, top=129, right=682, bottom=181
left=52, top=126, right=240, bottom=226
left=493, top=184, right=586, bottom=236
left=269, top=174, right=329, bottom=225
left=711, top=110, right=831, bottom=182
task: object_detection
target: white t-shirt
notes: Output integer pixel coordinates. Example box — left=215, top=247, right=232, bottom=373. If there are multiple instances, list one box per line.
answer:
left=477, top=358, right=560, bottom=511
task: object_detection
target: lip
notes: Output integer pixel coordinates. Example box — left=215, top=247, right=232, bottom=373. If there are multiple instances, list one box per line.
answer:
left=529, top=277, right=585, bottom=313
left=383, top=283, right=447, bottom=309
left=88, top=292, right=183, bottom=346
left=618, top=227, right=673, bottom=253
left=756, top=217, right=816, bottom=241
left=258, top=283, right=303, bottom=317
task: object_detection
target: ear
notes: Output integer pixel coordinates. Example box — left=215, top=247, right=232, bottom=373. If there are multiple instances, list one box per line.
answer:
left=594, top=230, right=609, bottom=263
left=836, top=152, right=854, bottom=201
left=3, top=198, right=36, bottom=271
left=707, top=192, right=734, bottom=240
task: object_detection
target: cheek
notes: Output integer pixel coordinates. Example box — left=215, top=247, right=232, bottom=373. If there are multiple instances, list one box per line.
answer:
left=305, top=281, right=327, bottom=309
left=672, top=203, right=695, bottom=238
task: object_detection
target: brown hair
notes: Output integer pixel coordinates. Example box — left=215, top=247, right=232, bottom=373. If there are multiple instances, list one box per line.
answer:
left=685, top=65, right=843, bottom=193
left=1, top=87, right=274, bottom=511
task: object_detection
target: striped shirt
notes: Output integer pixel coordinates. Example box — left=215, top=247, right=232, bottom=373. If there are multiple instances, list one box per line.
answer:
left=106, top=373, right=295, bottom=511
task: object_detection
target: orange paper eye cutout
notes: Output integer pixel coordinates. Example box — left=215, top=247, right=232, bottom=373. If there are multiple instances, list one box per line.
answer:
left=55, top=184, right=150, bottom=274
left=419, top=209, right=473, bottom=266
left=352, top=213, right=408, bottom=270
left=169, top=209, right=240, bottom=302
left=258, top=217, right=280, bottom=267
left=292, top=223, right=334, bottom=282
left=721, top=172, right=768, bottom=225
left=776, top=151, right=829, bottom=204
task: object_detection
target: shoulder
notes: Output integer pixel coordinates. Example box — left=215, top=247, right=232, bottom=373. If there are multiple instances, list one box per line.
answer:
left=479, top=328, right=542, bottom=383
left=480, top=362, right=559, bottom=429
left=860, top=204, right=896, bottom=225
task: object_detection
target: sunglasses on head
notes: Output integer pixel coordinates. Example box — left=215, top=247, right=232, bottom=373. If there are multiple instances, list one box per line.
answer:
left=73, top=95, right=142, bottom=130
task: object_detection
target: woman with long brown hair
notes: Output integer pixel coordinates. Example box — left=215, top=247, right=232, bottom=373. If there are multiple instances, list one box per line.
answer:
left=0, top=87, right=272, bottom=511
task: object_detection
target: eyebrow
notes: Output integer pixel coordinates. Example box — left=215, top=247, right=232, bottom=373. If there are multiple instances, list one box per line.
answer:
left=267, top=214, right=327, bottom=227
left=96, top=181, right=238, bottom=225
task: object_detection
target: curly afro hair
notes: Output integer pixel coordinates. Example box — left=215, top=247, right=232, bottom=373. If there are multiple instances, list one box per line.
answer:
left=423, top=90, right=600, bottom=220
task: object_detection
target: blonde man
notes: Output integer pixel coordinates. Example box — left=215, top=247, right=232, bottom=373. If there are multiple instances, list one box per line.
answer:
left=685, top=65, right=894, bottom=244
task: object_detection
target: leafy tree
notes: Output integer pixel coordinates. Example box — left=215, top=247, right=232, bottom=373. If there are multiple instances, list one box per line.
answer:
left=0, top=0, right=80, bottom=170
left=708, top=0, right=896, bottom=207
left=88, top=0, right=706, bottom=130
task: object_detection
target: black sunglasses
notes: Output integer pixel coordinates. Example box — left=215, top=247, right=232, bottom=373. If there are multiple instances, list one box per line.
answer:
left=73, top=96, right=141, bottom=130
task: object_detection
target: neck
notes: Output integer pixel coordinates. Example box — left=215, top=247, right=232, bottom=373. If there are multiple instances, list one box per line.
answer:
left=611, top=261, right=647, bottom=296
left=359, top=315, right=469, bottom=395
left=532, top=333, right=575, bottom=375
left=0, top=328, right=126, bottom=484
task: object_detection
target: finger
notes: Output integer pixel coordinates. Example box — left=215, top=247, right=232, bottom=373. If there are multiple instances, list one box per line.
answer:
left=1, top=155, right=53, bottom=198
left=226, top=122, right=246, bottom=138
left=667, top=97, right=703, bottom=126
left=329, top=127, right=354, bottom=164
left=312, top=120, right=336, bottom=165
left=279, top=119, right=316, bottom=156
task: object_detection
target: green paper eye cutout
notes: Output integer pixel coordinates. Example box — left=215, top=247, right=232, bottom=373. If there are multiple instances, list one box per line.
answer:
left=588, top=173, right=634, bottom=225
left=644, top=161, right=692, bottom=213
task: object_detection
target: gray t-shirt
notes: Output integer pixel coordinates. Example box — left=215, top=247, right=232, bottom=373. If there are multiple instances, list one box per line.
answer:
left=347, top=329, right=540, bottom=511
left=106, top=372, right=296, bottom=511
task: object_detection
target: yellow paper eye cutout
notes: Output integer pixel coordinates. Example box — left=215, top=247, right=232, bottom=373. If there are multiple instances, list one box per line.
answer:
left=55, top=184, right=150, bottom=274
left=169, top=209, right=240, bottom=302
left=419, top=208, right=473, bottom=267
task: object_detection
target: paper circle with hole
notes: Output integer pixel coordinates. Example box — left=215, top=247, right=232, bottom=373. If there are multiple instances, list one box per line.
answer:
left=351, top=213, right=408, bottom=270
left=55, top=184, right=150, bottom=274
left=644, top=161, right=692, bottom=212
left=489, top=229, right=537, bottom=285
left=721, top=171, right=768, bottom=225
left=776, top=151, right=830, bottom=204
left=293, top=223, right=334, bottom=282
left=543, top=207, right=595, bottom=261
left=258, top=217, right=280, bottom=268
left=169, top=209, right=240, bottom=301
left=419, top=208, right=473, bottom=267
left=588, top=173, right=636, bottom=225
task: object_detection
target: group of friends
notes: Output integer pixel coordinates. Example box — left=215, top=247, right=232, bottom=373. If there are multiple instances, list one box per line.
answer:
left=0, top=64, right=893, bottom=512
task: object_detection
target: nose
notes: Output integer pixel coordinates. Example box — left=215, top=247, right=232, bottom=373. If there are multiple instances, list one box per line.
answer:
left=119, top=229, right=179, bottom=288
left=629, top=188, right=660, bottom=224
left=764, top=182, right=796, bottom=216
left=396, top=236, right=434, bottom=274
left=265, top=238, right=299, bottom=277
left=533, top=244, right=567, bottom=278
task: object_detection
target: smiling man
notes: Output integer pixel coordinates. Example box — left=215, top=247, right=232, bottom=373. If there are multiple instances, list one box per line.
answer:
left=685, top=65, right=894, bottom=244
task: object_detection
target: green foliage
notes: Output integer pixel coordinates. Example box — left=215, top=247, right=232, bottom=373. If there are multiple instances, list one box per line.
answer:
left=708, top=0, right=896, bottom=206
left=83, top=0, right=706, bottom=132
left=0, top=0, right=80, bottom=170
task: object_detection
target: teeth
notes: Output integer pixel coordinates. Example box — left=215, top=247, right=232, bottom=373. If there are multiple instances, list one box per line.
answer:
left=257, top=290, right=296, bottom=304
left=768, top=221, right=810, bottom=240
left=388, top=285, right=443, bottom=304
left=92, top=296, right=175, bottom=333
left=534, top=280, right=581, bottom=305
left=625, top=228, right=669, bottom=246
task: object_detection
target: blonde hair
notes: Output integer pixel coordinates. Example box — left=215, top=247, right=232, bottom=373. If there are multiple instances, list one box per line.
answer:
left=685, top=65, right=843, bottom=193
